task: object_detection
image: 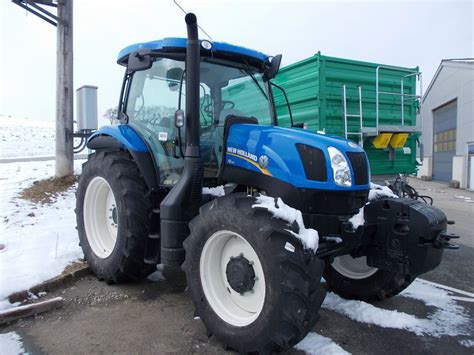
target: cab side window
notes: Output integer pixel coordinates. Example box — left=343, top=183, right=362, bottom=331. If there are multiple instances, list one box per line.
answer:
left=125, top=58, right=186, bottom=186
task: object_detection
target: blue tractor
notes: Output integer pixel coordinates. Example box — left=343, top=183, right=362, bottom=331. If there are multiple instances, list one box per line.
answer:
left=76, top=14, right=458, bottom=353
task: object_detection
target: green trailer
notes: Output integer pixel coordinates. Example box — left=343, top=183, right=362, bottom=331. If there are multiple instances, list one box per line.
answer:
left=272, top=52, right=423, bottom=178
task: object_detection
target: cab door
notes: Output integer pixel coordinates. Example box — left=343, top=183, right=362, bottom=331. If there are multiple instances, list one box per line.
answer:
left=126, top=58, right=186, bottom=186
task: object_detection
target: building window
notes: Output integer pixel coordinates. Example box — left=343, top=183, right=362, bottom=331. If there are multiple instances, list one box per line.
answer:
left=434, top=129, right=456, bottom=152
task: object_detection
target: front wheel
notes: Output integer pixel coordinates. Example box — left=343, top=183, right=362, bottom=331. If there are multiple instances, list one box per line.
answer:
left=183, top=194, right=326, bottom=353
left=324, top=255, right=414, bottom=301
left=76, top=150, right=155, bottom=283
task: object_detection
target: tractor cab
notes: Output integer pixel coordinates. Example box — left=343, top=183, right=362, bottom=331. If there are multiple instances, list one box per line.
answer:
left=116, top=37, right=282, bottom=186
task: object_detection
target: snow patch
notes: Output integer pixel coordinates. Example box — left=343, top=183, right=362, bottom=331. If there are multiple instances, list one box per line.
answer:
left=295, top=332, right=350, bottom=354
left=0, top=332, right=25, bottom=354
left=460, top=339, right=474, bottom=348
left=252, top=195, right=319, bottom=251
left=0, top=300, right=21, bottom=312
left=348, top=207, right=365, bottom=229
left=322, top=278, right=471, bottom=337
left=324, top=236, right=343, bottom=244
left=348, top=182, right=398, bottom=229
left=369, top=182, right=398, bottom=201
left=0, top=160, right=84, bottom=304
left=202, top=186, right=225, bottom=197
left=454, top=195, right=472, bottom=201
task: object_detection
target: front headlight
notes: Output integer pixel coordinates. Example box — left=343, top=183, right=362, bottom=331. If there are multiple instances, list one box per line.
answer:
left=328, top=146, right=352, bottom=187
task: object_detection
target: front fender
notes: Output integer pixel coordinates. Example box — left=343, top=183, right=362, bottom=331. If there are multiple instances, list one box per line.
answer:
left=87, top=125, right=149, bottom=152
left=87, top=125, right=158, bottom=190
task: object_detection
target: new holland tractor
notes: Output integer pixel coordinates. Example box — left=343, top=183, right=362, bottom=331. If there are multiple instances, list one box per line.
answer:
left=76, top=13, right=459, bottom=353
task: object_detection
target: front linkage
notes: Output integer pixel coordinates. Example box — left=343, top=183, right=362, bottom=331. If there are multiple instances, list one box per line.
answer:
left=317, top=197, right=460, bottom=278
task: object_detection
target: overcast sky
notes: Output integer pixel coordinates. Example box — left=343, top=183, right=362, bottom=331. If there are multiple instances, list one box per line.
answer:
left=0, top=0, right=472, bottom=123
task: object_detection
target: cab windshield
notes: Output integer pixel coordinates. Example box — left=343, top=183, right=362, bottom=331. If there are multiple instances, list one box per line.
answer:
left=126, top=57, right=272, bottom=128
left=125, top=56, right=272, bottom=185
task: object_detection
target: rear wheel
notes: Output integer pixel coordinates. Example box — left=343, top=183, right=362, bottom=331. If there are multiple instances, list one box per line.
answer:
left=76, top=150, right=155, bottom=283
left=183, top=193, right=326, bottom=353
left=324, top=255, right=413, bottom=301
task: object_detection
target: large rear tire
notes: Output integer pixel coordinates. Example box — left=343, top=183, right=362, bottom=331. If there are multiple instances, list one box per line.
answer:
left=324, top=255, right=413, bottom=301
left=183, top=193, right=326, bottom=353
left=76, top=150, right=155, bottom=283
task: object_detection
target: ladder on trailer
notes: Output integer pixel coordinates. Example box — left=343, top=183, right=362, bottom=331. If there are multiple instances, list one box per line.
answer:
left=342, top=84, right=363, bottom=146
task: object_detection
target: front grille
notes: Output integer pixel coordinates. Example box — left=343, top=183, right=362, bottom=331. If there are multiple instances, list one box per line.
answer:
left=296, top=144, right=327, bottom=182
left=346, top=152, right=369, bottom=185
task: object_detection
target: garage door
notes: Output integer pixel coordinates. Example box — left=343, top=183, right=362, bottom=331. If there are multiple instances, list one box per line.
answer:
left=432, top=100, right=457, bottom=182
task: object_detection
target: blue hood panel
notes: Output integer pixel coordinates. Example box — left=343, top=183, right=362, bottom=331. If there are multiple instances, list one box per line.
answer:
left=225, top=124, right=370, bottom=191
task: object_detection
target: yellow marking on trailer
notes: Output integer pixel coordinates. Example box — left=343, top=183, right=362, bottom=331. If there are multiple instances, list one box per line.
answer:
left=227, top=152, right=273, bottom=176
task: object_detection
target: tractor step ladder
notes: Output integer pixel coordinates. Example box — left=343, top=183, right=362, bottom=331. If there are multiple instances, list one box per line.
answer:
left=342, top=84, right=363, bottom=146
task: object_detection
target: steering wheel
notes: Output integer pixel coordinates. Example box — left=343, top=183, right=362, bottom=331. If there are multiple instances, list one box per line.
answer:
left=219, top=108, right=246, bottom=123
left=221, top=100, right=235, bottom=109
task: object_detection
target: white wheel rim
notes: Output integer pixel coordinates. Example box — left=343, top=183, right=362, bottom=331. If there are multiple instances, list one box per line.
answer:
left=200, top=230, right=266, bottom=327
left=331, top=255, right=378, bottom=279
left=83, top=176, right=118, bottom=258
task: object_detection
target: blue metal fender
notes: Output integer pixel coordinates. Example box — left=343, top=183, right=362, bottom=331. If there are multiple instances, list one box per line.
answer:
left=87, top=125, right=149, bottom=153
left=86, top=124, right=160, bottom=190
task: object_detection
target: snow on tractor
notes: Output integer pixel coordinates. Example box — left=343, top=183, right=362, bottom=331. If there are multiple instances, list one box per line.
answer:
left=76, top=13, right=459, bottom=353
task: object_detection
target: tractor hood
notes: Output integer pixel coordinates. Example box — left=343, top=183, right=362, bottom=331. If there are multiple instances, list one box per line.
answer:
left=224, top=124, right=370, bottom=191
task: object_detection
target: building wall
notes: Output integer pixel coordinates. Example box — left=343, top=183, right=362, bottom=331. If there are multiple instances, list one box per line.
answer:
left=419, top=62, right=474, bottom=189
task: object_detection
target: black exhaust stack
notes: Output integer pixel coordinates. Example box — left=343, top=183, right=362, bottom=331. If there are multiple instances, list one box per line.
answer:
left=160, top=13, right=203, bottom=266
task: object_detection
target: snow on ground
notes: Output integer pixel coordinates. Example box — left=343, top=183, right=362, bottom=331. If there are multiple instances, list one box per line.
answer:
left=0, top=116, right=55, bottom=159
left=322, top=278, right=472, bottom=338
left=460, top=339, right=474, bottom=348
left=0, top=332, right=25, bottom=354
left=0, top=159, right=84, bottom=309
left=252, top=195, right=319, bottom=251
left=295, top=332, right=350, bottom=354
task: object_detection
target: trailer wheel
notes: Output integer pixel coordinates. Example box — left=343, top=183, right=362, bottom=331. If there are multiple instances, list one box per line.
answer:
left=183, top=193, right=326, bottom=353
left=76, top=150, right=155, bottom=283
left=324, top=255, right=413, bottom=301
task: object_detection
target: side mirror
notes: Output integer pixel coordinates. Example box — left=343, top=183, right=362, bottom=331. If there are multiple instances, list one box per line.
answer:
left=118, top=111, right=129, bottom=124
left=167, top=67, right=184, bottom=92
left=175, top=109, right=185, bottom=128
left=127, top=51, right=152, bottom=74
left=263, top=54, right=283, bottom=81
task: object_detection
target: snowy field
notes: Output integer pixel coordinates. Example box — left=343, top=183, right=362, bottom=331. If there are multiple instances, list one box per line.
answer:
left=0, top=116, right=56, bottom=159
left=0, top=116, right=84, bottom=312
left=0, top=118, right=473, bottom=353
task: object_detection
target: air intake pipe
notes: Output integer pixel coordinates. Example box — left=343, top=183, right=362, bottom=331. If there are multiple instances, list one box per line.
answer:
left=160, top=13, right=203, bottom=266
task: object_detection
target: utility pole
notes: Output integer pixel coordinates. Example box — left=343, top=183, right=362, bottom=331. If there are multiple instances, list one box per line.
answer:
left=12, top=0, right=74, bottom=177
left=55, top=0, right=74, bottom=177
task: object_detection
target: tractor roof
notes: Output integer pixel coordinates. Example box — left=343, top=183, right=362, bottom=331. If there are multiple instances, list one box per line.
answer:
left=117, top=37, right=269, bottom=65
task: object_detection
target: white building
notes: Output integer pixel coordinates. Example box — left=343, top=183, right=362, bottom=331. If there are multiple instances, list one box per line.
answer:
left=418, top=59, right=474, bottom=189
